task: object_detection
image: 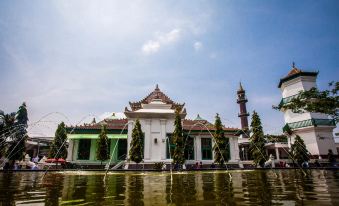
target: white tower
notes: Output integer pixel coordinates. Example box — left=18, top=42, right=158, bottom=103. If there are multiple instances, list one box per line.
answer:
left=278, top=63, right=337, bottom=157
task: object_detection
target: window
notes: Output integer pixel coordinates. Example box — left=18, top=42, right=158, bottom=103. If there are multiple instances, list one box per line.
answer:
left=201, top=138, right=212, bottom=160
left=184, top=136, right=194, bottom=160
left=117, top=139, right=127, bottom=160
left=77, top=139, right=91, bottom=160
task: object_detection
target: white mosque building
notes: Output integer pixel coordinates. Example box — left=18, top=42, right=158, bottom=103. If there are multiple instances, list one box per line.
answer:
left=66, top=85, right=241, bottom=168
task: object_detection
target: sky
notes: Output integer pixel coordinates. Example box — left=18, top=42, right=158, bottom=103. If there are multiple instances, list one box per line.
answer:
left=0, top=0, right=338, bottom=137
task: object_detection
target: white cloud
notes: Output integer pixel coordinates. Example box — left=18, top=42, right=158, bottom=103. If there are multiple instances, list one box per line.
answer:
left=142, top=29, right=181, bottom=55
left=193, top=41, right=203, bottom=51
left=142, top=40, right=161, bottom=54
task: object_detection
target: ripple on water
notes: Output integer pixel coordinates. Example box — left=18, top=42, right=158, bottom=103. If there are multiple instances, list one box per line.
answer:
left=0, top=170, right=338, bottom=205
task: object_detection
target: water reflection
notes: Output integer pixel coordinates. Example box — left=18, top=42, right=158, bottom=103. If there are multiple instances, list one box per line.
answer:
left=0, top=170, right=338, bottom=205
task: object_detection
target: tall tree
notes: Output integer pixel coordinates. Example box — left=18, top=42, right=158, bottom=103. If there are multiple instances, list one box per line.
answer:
left=275, top=81, right=339, bottom=122
left=172, top=109, right=185, bottom=165
left=129, top=119, right=144, bottom=164
left=49, top=122, right=68, bottom=159
left=291, top=135, right=309, bottom=165
left=0, top=112, right=16, bottom=156
left=213, top=113, right=230, bottom=165
left=249, top=111, right=267, bottom=167
left=7, top=103, right=28, bottom=161
left=96, top=125, right=110, bottom=165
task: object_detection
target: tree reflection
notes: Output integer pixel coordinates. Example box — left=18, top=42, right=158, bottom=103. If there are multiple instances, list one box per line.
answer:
left=126, top=174, right=144, bottom=205
left=166, top=173, right=197, bottom=204
left=43, top=173, right=64, bottom=206
left=105, top=174, right=126, bottom=204
left=214, top=172, right=235, bottom=204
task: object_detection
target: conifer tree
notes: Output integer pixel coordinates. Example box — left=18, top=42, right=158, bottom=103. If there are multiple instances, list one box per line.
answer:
left=96, top=125, right=110, bottom=165
left=172, top=109, right=185, bottom=165
left=0, top=112, right=16, bottom=155
left=249, top=111, right=267, bottom=167
left=49, top=122, right=68, bottom=159
left=129, top=119, right=144, bottom=164
left=291, top=135, right=309, bottom=165
left=7, top=103, right=28, bottom=161
left=213, top=113, right=230, bottom=165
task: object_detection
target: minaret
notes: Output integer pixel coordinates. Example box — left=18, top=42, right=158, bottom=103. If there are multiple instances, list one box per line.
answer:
left=278, top=63, right=337, bottom=157
left=237, top=82, right=249, bottom=132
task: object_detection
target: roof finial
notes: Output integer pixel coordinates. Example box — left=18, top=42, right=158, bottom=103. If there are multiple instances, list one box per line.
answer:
left=238, top=82, right=244, bottom=91
left=292, top=62, right=295, bottom=68
left=155, top=84, right=159, bottom=91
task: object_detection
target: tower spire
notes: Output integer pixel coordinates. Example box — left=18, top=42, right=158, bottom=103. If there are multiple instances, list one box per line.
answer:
left=238, top=82, right=244, bottom=92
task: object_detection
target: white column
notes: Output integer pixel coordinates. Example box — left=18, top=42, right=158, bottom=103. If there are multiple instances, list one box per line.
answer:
left=229, top=137, right=240, bottom=162
left=160, top=119, right=167, bottom=160
left=196, top=136, right=202, bottom=161
left=126, top=120, right=134, bottom=161
left=73, top=140, right=79, bottom=160
left=144, top=119, right=152, bottom=160
left=275, top=148, right=280, bottom=160
left=66, top=139, right=74, bottom=161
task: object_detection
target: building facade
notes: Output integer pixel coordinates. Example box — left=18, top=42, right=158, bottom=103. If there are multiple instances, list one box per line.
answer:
left=66, top=85, right=240, bottom=166
left=278, top=64, right=337, bottom=157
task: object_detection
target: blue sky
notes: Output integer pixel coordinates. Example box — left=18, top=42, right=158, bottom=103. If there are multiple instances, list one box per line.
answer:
left=1, top=1, right=338, bottom=136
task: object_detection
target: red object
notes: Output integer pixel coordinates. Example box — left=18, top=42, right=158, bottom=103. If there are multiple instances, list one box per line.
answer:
left=45, top=158, right=66, bottom=163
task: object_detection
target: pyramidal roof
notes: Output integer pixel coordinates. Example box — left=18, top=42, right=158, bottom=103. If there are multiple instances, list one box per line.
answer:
left=194, top=114, right=205, bottom=121
left=278, top=63, right=318, bottom=88
left=127, top=84, right=185, bottom=111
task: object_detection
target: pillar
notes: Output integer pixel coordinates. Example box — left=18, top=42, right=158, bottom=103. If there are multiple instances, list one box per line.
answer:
left=160, top=119, right=167, bottom=160
left=66, top=139, right=74, bottom=161
left=275, top=148, right=280, bottom=160
left=229, top=137, right=240, bottom=162
left=196, top=136, right=202, bottom=161
left=144, top=119, right=151, bottom=160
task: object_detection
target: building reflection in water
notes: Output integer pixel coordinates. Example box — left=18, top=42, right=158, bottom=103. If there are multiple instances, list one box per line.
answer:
left=0, top=170, right=339, bottom=205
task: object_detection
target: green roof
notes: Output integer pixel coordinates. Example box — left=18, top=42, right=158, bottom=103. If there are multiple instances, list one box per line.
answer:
left=194, top=114, right=205, bottom=121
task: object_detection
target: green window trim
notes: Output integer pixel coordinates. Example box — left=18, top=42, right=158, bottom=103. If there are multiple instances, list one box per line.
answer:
left=68, top=134, right=127, bottom=139
left=201, top=138, right=212, bottom=160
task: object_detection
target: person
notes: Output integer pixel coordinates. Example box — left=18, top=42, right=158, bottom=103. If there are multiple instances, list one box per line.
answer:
left=314, top=160, right=321, bottom=167
left=33, top=156, right=39, bottom=163
left=328, top=149, right=337, bottom=167
left=301, top=161, right=309, bottom=168
left=195, top=162, right=199, bottom=169
left=210, top=163, right=216, bottom=169
left=199, top=161, right=203, bottom=169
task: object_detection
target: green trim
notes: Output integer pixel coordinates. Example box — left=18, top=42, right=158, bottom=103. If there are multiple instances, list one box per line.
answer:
left=278, top=71, right=318, bottom=88
left=278, top=94, right=299, bottom=107
left=66, top=128, right=127, bottom=134
left=285, top=118, right=335, bottom=130
left=68, top=134, right=127, bottom=139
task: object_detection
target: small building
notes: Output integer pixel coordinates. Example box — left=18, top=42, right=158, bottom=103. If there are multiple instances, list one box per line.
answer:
left=25, top=136, right=53, bottom=158
left=66, top=85, right=241, bottom=167
left=278, top=63, right=337, bottom=158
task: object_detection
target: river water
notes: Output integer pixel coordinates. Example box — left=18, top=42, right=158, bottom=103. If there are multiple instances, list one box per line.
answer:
left=0, top=170, right=338, bottom=205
